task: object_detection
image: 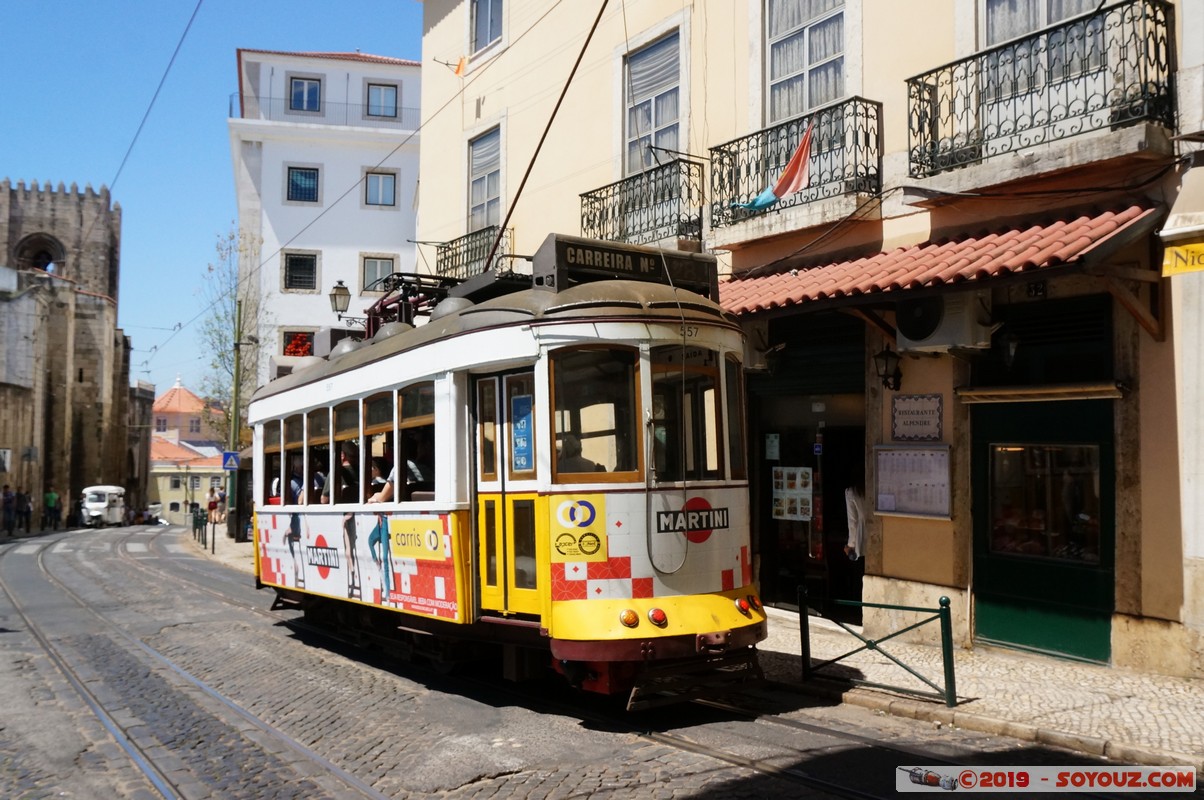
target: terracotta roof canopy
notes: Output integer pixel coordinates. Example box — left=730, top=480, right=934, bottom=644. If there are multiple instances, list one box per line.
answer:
left=719, top=206, right=1163, bottom=317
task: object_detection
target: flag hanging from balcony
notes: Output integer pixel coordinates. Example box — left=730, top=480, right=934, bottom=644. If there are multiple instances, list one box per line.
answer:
left=732, top=120, right=815, bottom=211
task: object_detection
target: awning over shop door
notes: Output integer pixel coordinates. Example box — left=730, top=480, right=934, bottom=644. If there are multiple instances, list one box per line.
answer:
left=719, top=205, right=1163, bottom=316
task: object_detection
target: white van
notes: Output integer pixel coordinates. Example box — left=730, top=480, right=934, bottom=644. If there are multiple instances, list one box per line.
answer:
left=82, top=485, right=125, bottom=527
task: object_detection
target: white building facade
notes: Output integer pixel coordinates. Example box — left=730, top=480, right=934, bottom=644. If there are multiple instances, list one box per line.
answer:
left=228, top=49, right=421, bottom=384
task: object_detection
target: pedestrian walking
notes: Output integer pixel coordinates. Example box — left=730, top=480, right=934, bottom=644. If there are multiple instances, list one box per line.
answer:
left=44, top=486, right=61, bottom=530
left=206, top=487, right=220, bottom=525
left=2, top=485, right=15, bottom=536
left=15, top=489, right=32, bottom=533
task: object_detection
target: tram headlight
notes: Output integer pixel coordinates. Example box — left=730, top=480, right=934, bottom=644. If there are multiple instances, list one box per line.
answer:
left=619, top=609, right=640, bottom=628
left=647, top=608, right=668, bottom=627
left=735, top=597, right=752, bottom=616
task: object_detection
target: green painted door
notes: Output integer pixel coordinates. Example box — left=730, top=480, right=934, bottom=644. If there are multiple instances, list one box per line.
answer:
left=971, top=400, right=1114, bottom=662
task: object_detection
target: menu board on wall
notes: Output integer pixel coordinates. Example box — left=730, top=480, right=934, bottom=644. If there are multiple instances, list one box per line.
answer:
left=771, top=466, right=813, bottom=521
left=874, top=445, right=951, bottom=518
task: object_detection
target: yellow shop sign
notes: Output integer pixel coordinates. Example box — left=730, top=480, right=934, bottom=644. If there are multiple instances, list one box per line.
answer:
left=1162, top=241, right=1204, bottom=277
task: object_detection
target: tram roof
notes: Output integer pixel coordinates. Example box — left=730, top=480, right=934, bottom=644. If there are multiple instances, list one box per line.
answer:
left=251, top=277, right=739, bottom=403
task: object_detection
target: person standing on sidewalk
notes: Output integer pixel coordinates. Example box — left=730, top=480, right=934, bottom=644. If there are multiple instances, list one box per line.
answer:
left=1, top=485, right=15, bottom=536
left=15, top=489, right=32, bottom=534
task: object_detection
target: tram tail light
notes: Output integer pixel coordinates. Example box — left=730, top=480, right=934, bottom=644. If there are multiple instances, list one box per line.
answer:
left=619, top=609, right=640, bottom=628
left=747, top=594, right=762, bottom=611
left=734, top=597, right=752, bottom=616
left=647, top=608, right=668, bottom=627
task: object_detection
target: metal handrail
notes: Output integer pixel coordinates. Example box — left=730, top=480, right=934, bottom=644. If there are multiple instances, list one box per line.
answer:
left=798, top=586, right=958, bottom=707
left=228, top=93, right=421, bottom=130
left=905, top=0, right=1175, bottom=177
left=579, top=158, right=704, bottom=245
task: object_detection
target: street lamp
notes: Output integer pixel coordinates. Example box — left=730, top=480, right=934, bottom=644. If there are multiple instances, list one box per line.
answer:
left=873, top=346, right=903, bottom=391
left=328, top=280, right=366, bottom=326
left=227, top=299, right=259, bottom=546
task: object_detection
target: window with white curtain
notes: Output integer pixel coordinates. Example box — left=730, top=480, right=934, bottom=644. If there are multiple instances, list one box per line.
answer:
left=625, top=32, right=680, bottom=176
left=765, top=0, right=844, bottom=124
left=469, top=127, right=501, bottom=232
left=983, top=0, right=1104, bottom=94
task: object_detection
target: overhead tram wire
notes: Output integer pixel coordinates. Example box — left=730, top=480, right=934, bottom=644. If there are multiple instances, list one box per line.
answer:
left=144, top=0, right=571, bottom=372
left=483, top=0, right=611, bottom=270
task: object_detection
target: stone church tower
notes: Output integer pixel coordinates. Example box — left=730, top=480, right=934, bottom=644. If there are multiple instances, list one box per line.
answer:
left=0, top=179, right=150, bottom=518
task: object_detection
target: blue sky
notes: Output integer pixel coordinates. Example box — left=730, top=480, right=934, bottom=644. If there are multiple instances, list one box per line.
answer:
left=0, top=0, right=423, bottom=395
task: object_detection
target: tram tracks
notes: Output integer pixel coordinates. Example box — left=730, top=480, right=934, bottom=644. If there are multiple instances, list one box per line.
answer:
left=0, top=529, right=395, bottom=800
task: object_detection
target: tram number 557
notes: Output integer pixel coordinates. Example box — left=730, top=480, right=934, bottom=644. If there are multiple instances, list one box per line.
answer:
left=680, top=325, right=698, bottom=338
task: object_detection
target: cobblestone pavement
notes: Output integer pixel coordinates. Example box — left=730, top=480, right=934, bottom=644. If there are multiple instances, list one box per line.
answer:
left=197, top=527, right=1204, bottom=772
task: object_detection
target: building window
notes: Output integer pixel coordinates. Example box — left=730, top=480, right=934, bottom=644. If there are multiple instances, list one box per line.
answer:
left=155, top=417, right=167, bottom=432
left=189, top=418, right=201, bottom=434
left=284, top=253, right=317, bottom=291
left=365, top=172, right=396, bottom=206
left=469, top=128, right=501, bottom=231
left=290, top=77, right=321, bottom=111
left=287, top=167, right=319, bottom=202
left=982, top=0, right=1103, bottom=94
left=210, top=476, right=223, bottom=489
left=765, top=0, right=845, bottom=124
left=625, top=32, right=680, bottom=175
left=364, top=256, right=394, bottom=289
left=367, top=83, right=398, bottom=117
left=283, top=331, right=315, bottom=357
left=191, top=476, right=202, bottom=491
left=471, top=0, right=502, bottom=54
left=170, top=476, right=181, bottom=490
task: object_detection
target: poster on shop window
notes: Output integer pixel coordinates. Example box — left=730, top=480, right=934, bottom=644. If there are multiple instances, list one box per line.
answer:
left=771, top=466, right=812, bottom=520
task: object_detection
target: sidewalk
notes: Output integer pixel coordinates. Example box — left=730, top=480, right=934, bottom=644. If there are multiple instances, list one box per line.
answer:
left=188, top=529, right=1204, bottom=770
left=759, top=606, right=1204, bottom=770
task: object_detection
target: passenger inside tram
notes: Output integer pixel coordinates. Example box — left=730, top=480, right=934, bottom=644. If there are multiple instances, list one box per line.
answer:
left=557, top=434, right=603, bottom=473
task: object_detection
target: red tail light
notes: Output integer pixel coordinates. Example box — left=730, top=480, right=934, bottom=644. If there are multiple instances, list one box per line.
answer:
left=747, top=594, right=762, bottom=611
left=647, top=607, right=668, bottom=627
left=735, top=597, right=751, bottom=616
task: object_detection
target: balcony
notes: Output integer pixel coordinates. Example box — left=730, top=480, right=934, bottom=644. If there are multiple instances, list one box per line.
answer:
left=228, top=93, right=420, bottom=131
left=907, top=0, right=1174, bottom=178
left=709, top=97, right=883, bottom=229
left=580, top=158, right=704, bottom=247
left=435, top=226, right=512, bottom=281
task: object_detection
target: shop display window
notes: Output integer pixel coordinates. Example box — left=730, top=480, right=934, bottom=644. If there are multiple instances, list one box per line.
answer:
left=989, top=443, right=1100, bottom=563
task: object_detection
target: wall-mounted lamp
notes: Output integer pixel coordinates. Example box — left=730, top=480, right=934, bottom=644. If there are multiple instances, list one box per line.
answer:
left=1001, top=331, right=1020, bottom=369
left=328, top=280, right=366, bottom=327
left=873, top=346, right=903, bottom=391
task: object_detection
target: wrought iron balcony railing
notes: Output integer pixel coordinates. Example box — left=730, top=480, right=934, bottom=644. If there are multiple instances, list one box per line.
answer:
left=435, top=226, right=512, bottom=281
left=580, top=158, right=704, bottom=246
left=709, top=97, right=883, bottom=229
left=229, top=93, right=421, bottom=131
left=907, top=0, right=1174, bottom=178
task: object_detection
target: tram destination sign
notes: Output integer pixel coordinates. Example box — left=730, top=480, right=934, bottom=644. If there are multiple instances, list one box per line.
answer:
left=533, top=234, right=718, bottom=300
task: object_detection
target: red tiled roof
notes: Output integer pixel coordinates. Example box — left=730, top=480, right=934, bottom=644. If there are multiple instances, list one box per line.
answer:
left=719, top=206, right=1162, bottom=316
left=150, top=438, right=221, bottom=468
left=153, top=382, right=207, bottom=414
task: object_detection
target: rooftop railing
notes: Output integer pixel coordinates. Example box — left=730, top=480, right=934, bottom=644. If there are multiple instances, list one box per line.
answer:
left=228, top=93, right=420, bottom=131
left=906, top=0, right=1175, bottom=177
left=580, top=158, right=704, bottom=246
left=709, top=97, right=883, bottom=229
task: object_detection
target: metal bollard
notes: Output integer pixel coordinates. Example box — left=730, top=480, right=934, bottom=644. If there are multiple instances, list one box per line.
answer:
left=798, top=584, right=812, bottom=682
left=938, top=596, right=957, bottom=707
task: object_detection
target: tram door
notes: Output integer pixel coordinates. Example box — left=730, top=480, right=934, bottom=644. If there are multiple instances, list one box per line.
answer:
left=475, top=373, right=542, bottom=617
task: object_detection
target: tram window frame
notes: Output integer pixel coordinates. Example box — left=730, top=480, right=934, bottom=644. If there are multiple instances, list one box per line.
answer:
left=650, top=345, right=724, bottom=482
left=307, top=407, right=331, bottom=504
left=478, top=378, right=499, bottom=482
left=263, top=420, right=283, bottom=504
left=283, top=414, right=305, bottom=504
left=549, top=345, right=641, bottom=484
left=331, top=400, right=361, bottom=505
left=397, top=381, right=436, bottom=501
left=363, top=391, right=395, bottom=503
left=724, top=353, right=747, bottom=480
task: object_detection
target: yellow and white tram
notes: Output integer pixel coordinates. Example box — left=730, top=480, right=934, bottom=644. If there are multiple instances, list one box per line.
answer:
left=249, top=234, right=767, bottom=707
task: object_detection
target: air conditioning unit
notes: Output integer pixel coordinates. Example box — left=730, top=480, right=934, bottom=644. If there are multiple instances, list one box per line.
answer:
left=896, top=292, right=993, bottom=353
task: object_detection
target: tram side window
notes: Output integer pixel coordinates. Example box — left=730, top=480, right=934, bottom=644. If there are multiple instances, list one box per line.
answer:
left=307, top=407, right=331, bottom=504
left=363, top=392, right=395, bottom=503
left=283, top=414, right=305, bottom=504
left=551, top=347, right=639, bottom=481
left=650, top=345, right=723, bottom=482
left=263, top=420, right=283, bottom=504
left=398, top=381, right=435, bottom=500
left=478, top=379, right=498, bottom=481
left=326, top=400, right=360, bottom=505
